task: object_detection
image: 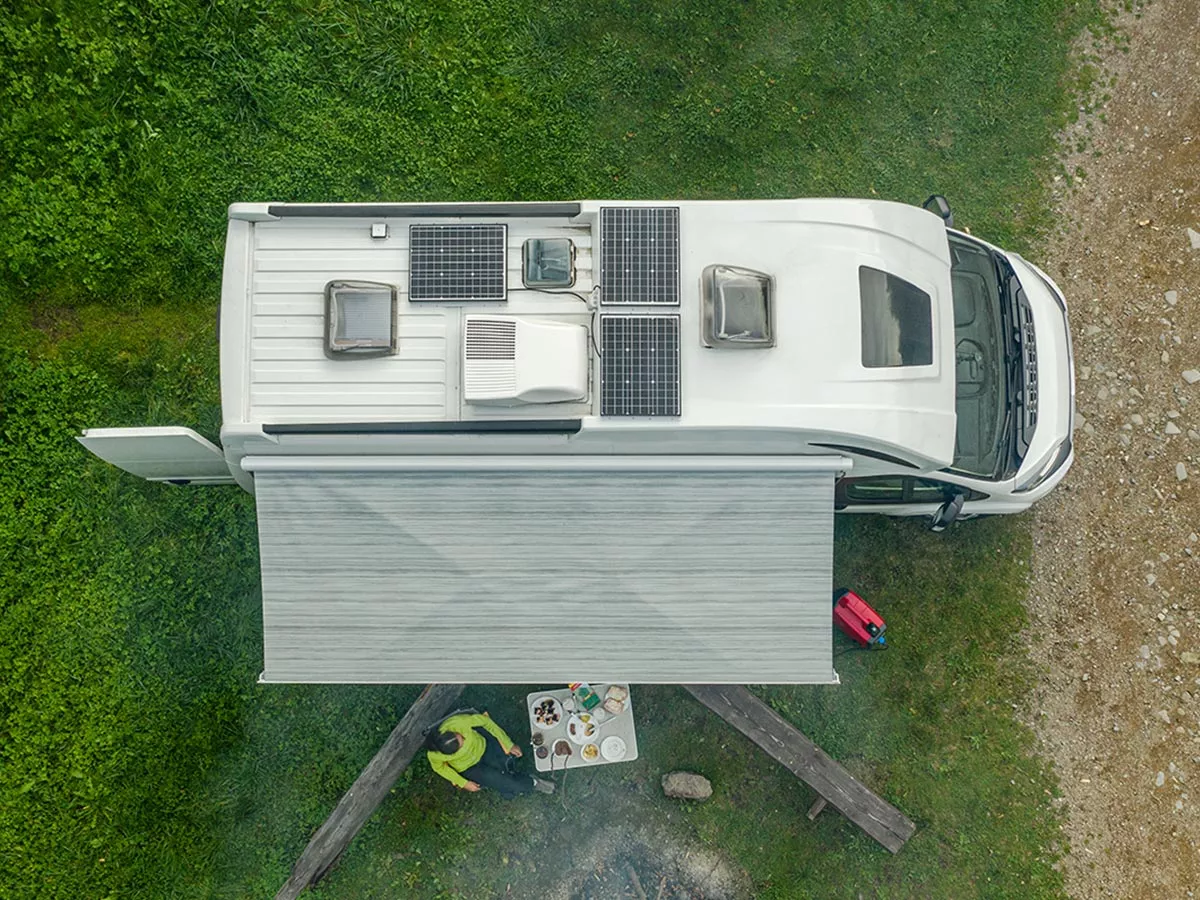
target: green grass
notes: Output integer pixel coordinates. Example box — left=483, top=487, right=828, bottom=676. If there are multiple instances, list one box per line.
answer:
left=0, top=0, right=1098, bottom=896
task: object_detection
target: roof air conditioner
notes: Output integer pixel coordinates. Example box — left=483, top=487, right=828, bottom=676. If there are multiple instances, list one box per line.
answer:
left=463, top=316, right=588, bottom=405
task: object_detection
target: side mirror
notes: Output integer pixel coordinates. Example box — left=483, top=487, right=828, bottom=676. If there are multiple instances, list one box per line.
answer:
left=929, top=492, right=966, bottom=533
left=922, top=194, right=955, bottom=228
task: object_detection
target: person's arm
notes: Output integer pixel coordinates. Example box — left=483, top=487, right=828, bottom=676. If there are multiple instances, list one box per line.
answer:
left=427, top=751, right=470, bottom=788
left=471, top=713, right=514, bottom=753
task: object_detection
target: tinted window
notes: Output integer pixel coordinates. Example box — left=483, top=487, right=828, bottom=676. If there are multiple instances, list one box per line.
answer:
left=859, top=266, right=933, bottom=367
left=841, top=476, right=989, bottom=504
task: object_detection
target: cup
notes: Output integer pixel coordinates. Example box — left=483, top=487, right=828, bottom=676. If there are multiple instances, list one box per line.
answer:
left=531, top=731, right=544, bottom=747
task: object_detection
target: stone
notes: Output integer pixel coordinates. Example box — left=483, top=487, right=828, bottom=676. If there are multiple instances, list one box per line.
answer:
left=1132, top=414, right=1145, bottom=426
left=1166, top=422, right=1182, bottom=435
left=1182, top=652, right=1200, bottom=665
left=1189, top=227, right=1200, bottom=250
left=1177, top=463, right=1189, bottom=482
left=1157, top=771, right=1167, bottom=787
left=1183, top=370, right=1200, bottom=385
left=1165, top=290, right=1178, bottom=306
left=662, top=772, right=713, bottom=801
left=1084, top=324, right=1102, bottom=337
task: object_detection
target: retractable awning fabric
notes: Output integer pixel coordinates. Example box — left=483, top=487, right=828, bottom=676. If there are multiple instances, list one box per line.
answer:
left=249, top=458, right=840, bottom=684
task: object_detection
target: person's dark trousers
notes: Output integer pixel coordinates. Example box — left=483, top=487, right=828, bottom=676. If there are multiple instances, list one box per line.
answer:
left=460, top=727, right=535, bottom=799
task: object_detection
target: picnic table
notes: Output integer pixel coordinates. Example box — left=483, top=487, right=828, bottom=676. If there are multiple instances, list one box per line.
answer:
left=525, top=684, right=639, bottom=773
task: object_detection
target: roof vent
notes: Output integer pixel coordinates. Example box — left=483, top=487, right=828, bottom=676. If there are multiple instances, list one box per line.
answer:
left=463, top=316, right=587, bottom=406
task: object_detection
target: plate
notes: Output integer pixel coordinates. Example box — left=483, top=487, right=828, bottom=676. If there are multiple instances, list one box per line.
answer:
left=600, top=736, right=627, bottom=761
left=581, top=742, right=600, bottom=762
left=531, top=696, right=564, bottom=729
left=566, top=713, right=599, bottom=745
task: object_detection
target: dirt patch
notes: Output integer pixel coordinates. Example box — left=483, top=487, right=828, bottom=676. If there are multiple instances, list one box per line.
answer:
left=545, top=824, right=751, bottom=900
left=1027, top=0, right=1200, bottom=897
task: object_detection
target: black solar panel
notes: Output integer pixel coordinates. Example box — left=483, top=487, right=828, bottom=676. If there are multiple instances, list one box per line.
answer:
left=600, top=315, right=681, bottom=417
left=409, top=224, right=507, bottom=302
left=600, top=207, right=680, bottom=305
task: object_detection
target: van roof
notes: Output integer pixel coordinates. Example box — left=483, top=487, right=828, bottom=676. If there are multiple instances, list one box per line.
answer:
left=221, top=198, right=957, bottom=468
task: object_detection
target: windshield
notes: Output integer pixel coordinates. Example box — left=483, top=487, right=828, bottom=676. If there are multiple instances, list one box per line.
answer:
left=947, top=234, right=1008, bottom=477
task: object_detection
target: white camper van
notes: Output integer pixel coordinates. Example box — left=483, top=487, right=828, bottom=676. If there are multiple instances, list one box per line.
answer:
left=78, top=198, right=1073, bottom=684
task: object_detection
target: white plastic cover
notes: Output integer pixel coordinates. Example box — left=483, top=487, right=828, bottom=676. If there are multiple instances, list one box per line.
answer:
left=77, top=427, right=235, bottom=484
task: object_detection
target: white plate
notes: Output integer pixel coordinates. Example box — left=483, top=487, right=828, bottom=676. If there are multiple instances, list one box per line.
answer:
left=600, top=735, right=627, bottom=761
left=530, top=696, right=564, bottom=729
left=566, top=713, right=599, bottom=745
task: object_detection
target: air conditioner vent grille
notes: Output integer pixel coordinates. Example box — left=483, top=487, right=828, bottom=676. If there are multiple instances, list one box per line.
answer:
left=465, top=319, right=517, bottom=360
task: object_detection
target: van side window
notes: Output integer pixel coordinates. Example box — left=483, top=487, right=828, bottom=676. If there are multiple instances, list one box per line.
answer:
left=840, top=476, right=989, bottom=504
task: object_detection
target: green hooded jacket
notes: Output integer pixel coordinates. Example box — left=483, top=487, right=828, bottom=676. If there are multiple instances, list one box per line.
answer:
left=426, top=712, right=515, bottom=788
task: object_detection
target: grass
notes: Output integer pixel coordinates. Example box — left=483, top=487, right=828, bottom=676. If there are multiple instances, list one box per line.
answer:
left=0, top=0, right=1098, bottom=896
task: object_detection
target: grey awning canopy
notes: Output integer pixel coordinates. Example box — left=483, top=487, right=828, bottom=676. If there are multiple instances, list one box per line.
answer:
left=248, top=457, right=841, bottom=684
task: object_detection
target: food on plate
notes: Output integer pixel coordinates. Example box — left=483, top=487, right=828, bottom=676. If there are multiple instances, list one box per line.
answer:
left=532, top=697, right=562, bottom=728
left=605, top=685, right=629, bottom=703
left=553, top=739, right=572, bottom=757
left=582, top=743, right=600, bottom=762
left=567, top=714, right=597, bottom=743
left=603, top=697, right=625, bottom=715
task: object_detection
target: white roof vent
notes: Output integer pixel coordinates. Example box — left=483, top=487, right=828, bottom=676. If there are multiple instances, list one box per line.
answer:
left=463, top=316, right=588, bottom=405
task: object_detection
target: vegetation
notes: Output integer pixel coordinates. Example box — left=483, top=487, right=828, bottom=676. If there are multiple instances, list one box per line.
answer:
left=1, top=0, right=1097, bottom=896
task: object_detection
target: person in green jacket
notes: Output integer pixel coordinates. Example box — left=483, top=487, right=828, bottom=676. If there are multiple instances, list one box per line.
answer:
left=425, top=711, right=554, bottom=799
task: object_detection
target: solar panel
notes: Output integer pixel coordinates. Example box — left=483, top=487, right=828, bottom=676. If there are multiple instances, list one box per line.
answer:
left=409, top=224, right=507, bottom=302
left=600, top=315, right=681, bottom=416
left=600, top=207, right=680, bottom=305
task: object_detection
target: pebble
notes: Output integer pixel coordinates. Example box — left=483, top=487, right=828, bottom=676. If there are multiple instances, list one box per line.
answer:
left=1190, top=430, right=1200, bottom=440
left=1189, top=227, right=1200, bottom=250
left=1084, top=324, right=1103, bottom=337
left=1182, top=652, right=1200, bottom=664
left=1166, top=422, right=1182, bottom=435
left=1184, top=370, right=1200, bottom=385
left=1165, top=290, right=1178, bottom=306
left=1141, top=645, right=1152, bottom=659
left=1157, top=771, right=1167, bottom=787
left=1132, top=414, right=1145, bottom=426
left=1158, top=710, right=1173, bottom=724
left=1177, top=463, right=1189, bottom=481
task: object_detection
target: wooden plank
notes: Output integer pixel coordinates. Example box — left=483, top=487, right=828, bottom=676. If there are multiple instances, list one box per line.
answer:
left=275, top=684, right=465, bottom=900
left=806, top=796, right=828, bottom=821
left=683, top=685, right=916, bottom=853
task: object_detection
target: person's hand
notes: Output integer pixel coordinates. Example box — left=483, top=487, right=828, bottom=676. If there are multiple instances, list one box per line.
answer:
left=462, top=781, right=481, bottom=792
left=508, top=745, right=523, bottom=757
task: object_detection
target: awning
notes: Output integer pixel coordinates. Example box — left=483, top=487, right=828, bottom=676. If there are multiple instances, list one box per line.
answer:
left=247, top=456, right=844, bottom=684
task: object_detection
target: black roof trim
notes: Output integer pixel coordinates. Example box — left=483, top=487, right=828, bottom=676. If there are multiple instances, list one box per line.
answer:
left=811, top=443, right=919, bottom=469
left=266, top=202, right=582, bottom=219
left=264, top=420, right=582, bottom=435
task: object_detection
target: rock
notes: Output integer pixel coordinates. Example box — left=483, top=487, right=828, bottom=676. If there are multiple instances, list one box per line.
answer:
left=1183, top=369, right=1200, bottom=385
left=1157, top=771, right=1166, bottom=787
left=1166, top=422, right=1182, bottom=435
left=1165, top=290, right=1178, bottom=306
left=1140, top=645, right=1152, bottom=659
left=1190, top=430, right=1200, bottom=440
left=662, top=772, right=713, bottom=801
left=1158, top=710, right=1172, bottom=724
left=1084, top=324, right=1102, bottom=337
left=1181, top=652, right=1200, bottom=664
left=1132, top=414, right=1145, bottom=426
left=1177, top=463, right=1189, bottom=481
left=1189, top=227, right=1200, bottom=250
left=1167, top=410, right=1180, bottom=418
